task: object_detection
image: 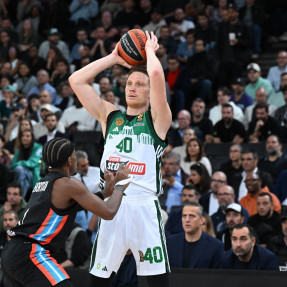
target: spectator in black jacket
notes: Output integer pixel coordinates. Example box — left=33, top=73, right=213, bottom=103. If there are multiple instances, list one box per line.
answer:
left=239, top=0, right=266, bottom=59
left=267, top=211, right=287, bottom=267
left=216, top=4, right=252, bottom=86
left=185, top=39, right=213, bottom=106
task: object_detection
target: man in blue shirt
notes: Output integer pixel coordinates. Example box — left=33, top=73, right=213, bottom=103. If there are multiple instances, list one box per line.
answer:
left=221, top=223, right=279, bottom=270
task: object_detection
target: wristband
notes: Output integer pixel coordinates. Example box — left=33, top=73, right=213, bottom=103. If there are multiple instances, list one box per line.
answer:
left=95, top=191, right=104, bottom=200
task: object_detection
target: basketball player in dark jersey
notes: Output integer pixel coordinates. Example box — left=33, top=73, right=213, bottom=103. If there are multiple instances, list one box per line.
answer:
left=1, top=137, right=130, bottom=287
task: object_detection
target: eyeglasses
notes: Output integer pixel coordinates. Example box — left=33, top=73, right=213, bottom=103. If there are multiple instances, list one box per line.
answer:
left=244, top=179, right=258, bottom=183
left=217, top=193, right=233, bottom=197
left=211, top=179, right=225, bottom=184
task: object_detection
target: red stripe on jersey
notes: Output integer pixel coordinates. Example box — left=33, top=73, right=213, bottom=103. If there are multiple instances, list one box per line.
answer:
left=29, top=209, right=54, bottom=240
left=43, top=215, right=68, bottom=244
left=30, top=243, right=58, bottom=285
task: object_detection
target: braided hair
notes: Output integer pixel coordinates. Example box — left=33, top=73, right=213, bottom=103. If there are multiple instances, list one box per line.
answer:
left=42, top=137, right=75, bottom=168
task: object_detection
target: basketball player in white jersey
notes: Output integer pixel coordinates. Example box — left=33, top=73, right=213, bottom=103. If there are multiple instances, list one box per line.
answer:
left=69, top=31, right=172, bottom=286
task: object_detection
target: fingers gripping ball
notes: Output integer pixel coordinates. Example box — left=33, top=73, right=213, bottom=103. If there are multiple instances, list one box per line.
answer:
left=118, top=29, right=147, bottom=66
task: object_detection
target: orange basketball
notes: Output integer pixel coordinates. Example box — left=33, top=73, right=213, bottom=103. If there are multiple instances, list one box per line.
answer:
left=118, top=29, right=147, bottom=66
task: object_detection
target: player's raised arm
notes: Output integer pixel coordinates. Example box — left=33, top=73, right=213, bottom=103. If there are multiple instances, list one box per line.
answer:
left=68, top=44, right=132, bottom=134
left=145, top=31, right=172, bottom=140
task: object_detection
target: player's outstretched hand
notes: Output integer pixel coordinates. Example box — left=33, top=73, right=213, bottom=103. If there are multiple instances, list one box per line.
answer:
left=103, top=164, right=131, bottom=197
left=145, top=31, right=159, bottom=53
left=111, top=43, right=133, bottom=69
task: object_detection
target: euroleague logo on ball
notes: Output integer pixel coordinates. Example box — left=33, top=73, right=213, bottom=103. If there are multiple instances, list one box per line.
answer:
left=118, top=29, right=147, bottom=66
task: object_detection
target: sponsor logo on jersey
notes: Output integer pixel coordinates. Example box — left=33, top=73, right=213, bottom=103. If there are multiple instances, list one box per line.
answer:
left=97, top=262, right=101, bottom=269
left=102, top=266, right=108, bottom=271
left=112, top=127, right=119, bottom=132
left=136, top=113, right=143, bottom=122
left=106, top=157, right=146, bottom=175
left=134, top=123, right=144, bottom=127
left=138, top=250, right=144, bottom=262
left=115, top=118, right=124, bottom=126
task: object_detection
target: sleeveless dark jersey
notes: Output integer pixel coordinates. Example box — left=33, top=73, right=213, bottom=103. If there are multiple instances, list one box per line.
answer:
left=11, top=172, right=80, bottom=253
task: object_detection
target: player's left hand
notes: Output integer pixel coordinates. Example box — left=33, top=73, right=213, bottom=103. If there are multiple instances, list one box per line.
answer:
left=145, top=31, right=159, bottom=53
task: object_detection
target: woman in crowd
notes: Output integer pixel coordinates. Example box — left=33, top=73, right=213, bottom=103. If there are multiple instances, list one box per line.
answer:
left=45, top=46, right=64, bottom=75
left=10, top=129, right=42, bottom=199
left=187, top=162, right=211, bottom=195
left=181, top=138, right=212, bottom=175
left=0, top=134, right=12, bottom=168
left=172, top=128, right=197, bottom=161
left=15, top=62, right=38, bottom=98
left=8, top=45, right=22, bottom=79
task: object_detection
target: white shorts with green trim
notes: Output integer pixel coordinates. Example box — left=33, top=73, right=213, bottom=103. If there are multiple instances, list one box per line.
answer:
left=89, top=193, right=170, bottom=278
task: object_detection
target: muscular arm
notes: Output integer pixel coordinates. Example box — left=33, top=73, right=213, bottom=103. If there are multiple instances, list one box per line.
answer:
left=146, top=32, right=172, bottom=140
left=69, top=45, right=131, bottom=136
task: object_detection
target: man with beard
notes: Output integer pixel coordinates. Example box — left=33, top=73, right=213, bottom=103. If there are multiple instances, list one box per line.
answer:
left=267, top=211, right=287, bottom=268
left=211, top=185, right=249, bottom=235
left=258, top=135, right=287, bottom=181
left=0, top=183, right=27, bottom=233
left=190, top=98, right=213, bottom=143
left=247, top=193, right=281, bottom=247
left=239, top=173, right=281, bottom=216
left=221, top=224, right=278, bottom=270
left=213, top=103, right=247, bottom=143
left=165, top=185, right=200, bottom=236
left=37, top=113, right=66, bottom=146
left=248, top=102, right=280, bottom=143
left=230, top=77, right=253, bottom=111
left=217, top=203, right=245, bottom=250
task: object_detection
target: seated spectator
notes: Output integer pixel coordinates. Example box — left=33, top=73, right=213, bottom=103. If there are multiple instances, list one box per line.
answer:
left=220, top=224, right=279, bottom=270
left=0, top=75, right=13, bottom=102
left=268, top=72, right=287, bottom=109
left=245, top=63, right=275, bottom=101
left=0, top=134, right=12, bottom=167
left=190, top=98, right=213, bottom=143
left=258, top=135, right=287, bottom=182
left=37, top=113, right=66, bottom=146
left=169, top=8, right=195, bottom=43
left=247, top=193, right=281, bottom=247
left=186, top=162, right=211, bottom=196
left=45, top=46, right=65, bottom=76
left=89, top=26, right=110, bottom=61
left=168, top=109, right=192, bottom=148
left=202, top=213, right=215, bottom=237
left=172, top=128, right=196, bottom=160
left=267, top=211, right=287, bottom=268
left=248, top=102, right=280, bottom=143
left=161, top=151, right=188, bottom=212
left=217, top=203, right=245, bottom=251
left=176, top=29, right=195, bottom=64
left=185, top=38, right=213, bottom=103
left=158, top=25, right=178, bottom=55
left=244, top=87, right=277, bottom=129
left=274, top=85, right=287, bottom=142
left=15, top=62, right=38, bottom=99
left=220, top=144, right=243, bottom=185
left=212, top=185, right=249, bottom=235
left=104, top=91, right=126, bottom=112
left=143, top=8, right=166, bottom=38
left=239, top=173, right=281, bottom=216
left=56, top=82, right=74, bottom=112
left=26, top=45, right=46, bottom=76
left=8, top=45, right=21, bottom=79
left=267, top=51, right=287, bottom=93
left=69, top=28, right=90, bottom=64
left=230, top=77, right=253, bottom=112
left=213, top=103, right=247, bottom=144
left=112, top=71, right=128, bottom=106
left=10, top=129, right=42, bottom=199
left=27, top=69, right=58, bottom=105
left=38, top=28, right=69, bottom=61
left=165, top=185, right=200, bottom=236
left=156, top=43, right=168, bottom=71
left=0, top=85, right=16, bottom=121
left=50, top=58, right=71, bottom=90
left=167, top=202, right=223, bottom=268
left=180, top=138, right=212, bottom=176
left=0, top=183, right=27, bottom=233
left=199, top=171, right=227, bottom=216
left=209, top=87, right=244, bottom=125
left=164, top=55, right=190, bottom=117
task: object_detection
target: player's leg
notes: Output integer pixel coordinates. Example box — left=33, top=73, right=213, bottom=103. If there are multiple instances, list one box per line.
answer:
left=146, top=273, right=170, bottom=287
left=89, top=272, right=115, bottom=287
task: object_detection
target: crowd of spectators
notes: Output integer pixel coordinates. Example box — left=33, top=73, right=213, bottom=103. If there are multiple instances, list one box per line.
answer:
left=1, top=0, right=287, bottom=283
